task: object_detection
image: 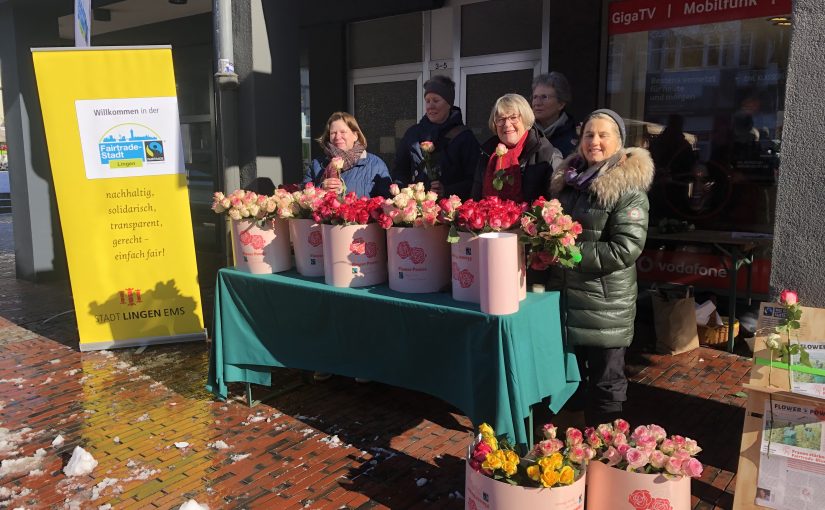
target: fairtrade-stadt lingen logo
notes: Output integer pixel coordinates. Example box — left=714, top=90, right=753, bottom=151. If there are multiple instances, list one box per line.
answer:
left=98, top=124, right=165, bottom=169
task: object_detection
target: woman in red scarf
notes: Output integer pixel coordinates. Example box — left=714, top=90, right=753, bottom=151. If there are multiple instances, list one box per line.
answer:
left=472, top=93, right=562, bottom=203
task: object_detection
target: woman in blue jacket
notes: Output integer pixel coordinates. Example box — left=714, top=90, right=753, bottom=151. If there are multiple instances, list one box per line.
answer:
left=304, top=112, right=391, bottom=198
left=393, top=75, right=480, bottom=199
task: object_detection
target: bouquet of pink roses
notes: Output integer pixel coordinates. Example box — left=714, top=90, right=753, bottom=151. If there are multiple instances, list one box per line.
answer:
left=283, top=182, right=328, bottom=220
left=586, top=420, right=703, bottom=478
left=439, top=195, right=526, bottom=243
left=519, top=196, right=583, bottom=269
left=211, top=189, right=280, bottom=223
left=377, top=183, right=441, bottom=229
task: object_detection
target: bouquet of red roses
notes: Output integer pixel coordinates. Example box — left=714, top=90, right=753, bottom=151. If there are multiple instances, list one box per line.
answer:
left=312, top=191, right=384, bottom=226
left=439, top=195, right=526, bottom=243
left=519, top=196, right=583, bottom=270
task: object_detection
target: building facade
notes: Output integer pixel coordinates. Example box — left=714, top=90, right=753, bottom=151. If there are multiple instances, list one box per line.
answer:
left=0, top=0, right=822, bottom=304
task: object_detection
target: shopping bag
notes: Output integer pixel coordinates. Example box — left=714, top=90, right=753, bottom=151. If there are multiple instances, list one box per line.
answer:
left=651, top=285, right=699, bottom=355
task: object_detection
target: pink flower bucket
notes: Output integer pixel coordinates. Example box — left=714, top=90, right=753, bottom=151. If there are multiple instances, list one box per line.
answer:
left=231, top=218, right=291, bottom=274
left=451, top=232, right=481, bottom=303
left=322, top=223, right=387, bottom=288
left=452, top=231, right=526, bottom=303
left=478, top=232, right=519, bottom=315
left=387, top=225, right=450, bottom=293
left=585, top=460, right=690, bottom=510
left=289, top=218, right=324, bottom=277
left=465, top=458, right=586, bottom=510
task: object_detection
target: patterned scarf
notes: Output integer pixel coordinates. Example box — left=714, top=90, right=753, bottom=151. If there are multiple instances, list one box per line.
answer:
left=481, top=131, right=529, bottom=202
left=564, top=152, right=623, bottom=192
left=322, top=141, right=366, bottom=179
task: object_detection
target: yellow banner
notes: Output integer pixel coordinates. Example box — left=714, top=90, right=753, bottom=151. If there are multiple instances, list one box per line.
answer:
left=32, top=46, right=205, bottom=350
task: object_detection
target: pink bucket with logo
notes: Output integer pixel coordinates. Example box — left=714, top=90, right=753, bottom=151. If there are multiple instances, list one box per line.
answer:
left=452, top=231, right=526, bottom=303
left=451, top=231, right=481, bottom=303
left=231, top=218, right=291, bottom=274
left=479, top=232, right=519, bottom=315
left=387, top=225, right=450, bottom=293
left=322, top=223, right=387, bottom=287
left=289, top=218, right=324, bottom=277
left=586, top=460, right=690, bottom=510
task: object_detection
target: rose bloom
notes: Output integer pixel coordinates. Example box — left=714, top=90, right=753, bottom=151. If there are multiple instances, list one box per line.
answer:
left=566, top=427, right=584, bottom=446
left=534, top=438, right=563, bottom=457
left=540, top=469, right=560, bottom=488
left=568, top=445, right=586, bottom=464
left=648, top=425, right=667, bottom=442
left=780, top=289, right=798, bottom=305
left=526, top=464, right=541, bottom=481
left=659, top=438, right=676, bottom=455
left=559, top=465, right=575, bottom=485
left=613, top=432, right=628, bottom=447
left=420, top=141, right=435, bottom=153
left=495, top=143, right=508, bottom=157
left=665, top=456, right=683, bottom=476
left=683, top=438, right=702, bottom=455
left=602, top=446, right=622, bottom=467
left=331, top=156, right=344, bottom=171
left=625, top=447, right=650, bottom=471
left=649, top=450, right=669, bottom=469
left=682, top=457, right=704, bottom=478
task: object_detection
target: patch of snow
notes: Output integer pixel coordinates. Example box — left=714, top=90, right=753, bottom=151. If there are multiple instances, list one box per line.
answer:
left=416, top=477, right=428, bottom=487
left=90, top=477, right=118, bottom=500
left=29, top=468, right=45, bottom=476
left=0, top=448, right=46, bottom=477
left=64, top=369, right=80, bottom=376
left=178, top=500, right=209, bottom=510
left=98, top=505, right=113, bottom=510
left=113, top=437, right=121, bottom=444
left=63, top=446, right=97, bottom=477
left=0, top=427, right=32, bottom=454
left=174, top=442, right=189, bottom=449
left=50, top=359, right=61, bottom=364
left=246, top=415, right=267, bottom=423
left=135, top=413, right=150, bottom=422
left=0, top=378, right=24, bottom=385
left=207, top=441, right=230, bottom=450
left=52, top=435, right=65, bottom=447
left=230, top=453, right=250, bottom=463
left=320, top=435, right=343, bottom=448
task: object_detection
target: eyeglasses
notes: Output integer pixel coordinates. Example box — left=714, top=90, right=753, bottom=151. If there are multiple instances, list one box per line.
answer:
left=494, top=114, right=521, bottom=127
left=532, top=94, right=557, bottom=102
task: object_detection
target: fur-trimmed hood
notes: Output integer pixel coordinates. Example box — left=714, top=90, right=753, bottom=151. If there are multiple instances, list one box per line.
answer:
left=549, top=147, right=654, bottom=208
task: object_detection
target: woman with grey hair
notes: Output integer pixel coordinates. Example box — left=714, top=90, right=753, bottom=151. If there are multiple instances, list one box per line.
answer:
left=532, top=72, right=578, bottom=157
left=548, top=108, right=654, bottom=426
left=471, top=93, right=562, bottom=203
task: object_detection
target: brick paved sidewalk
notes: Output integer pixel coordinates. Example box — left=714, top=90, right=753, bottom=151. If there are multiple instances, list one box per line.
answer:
left=0, top=213, right=751, bottom=509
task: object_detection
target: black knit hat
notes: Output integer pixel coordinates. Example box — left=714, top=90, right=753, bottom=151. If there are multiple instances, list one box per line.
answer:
left=587, top=108, right=626, bottom=145
left=423, top=75, right=455, bottom=106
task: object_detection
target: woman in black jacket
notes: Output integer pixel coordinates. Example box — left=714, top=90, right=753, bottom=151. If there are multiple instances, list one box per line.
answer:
left=548, top=108, right=654, bottom=426
left=531, top=72, right=578, bottom=158
left=392, top=75, right=480, bottom=199
left=472, top=93, right=562, bottom=203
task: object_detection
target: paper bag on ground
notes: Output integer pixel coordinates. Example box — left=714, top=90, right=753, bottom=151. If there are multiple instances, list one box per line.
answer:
left=651, top=287, right=699, bottom=355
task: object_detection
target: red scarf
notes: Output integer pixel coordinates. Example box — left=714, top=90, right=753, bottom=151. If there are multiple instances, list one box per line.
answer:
left=482, top=130, right=529, bottom=202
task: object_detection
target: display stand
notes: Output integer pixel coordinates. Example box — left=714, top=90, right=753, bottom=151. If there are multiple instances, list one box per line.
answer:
left=732, top=304, right=825, bottom=510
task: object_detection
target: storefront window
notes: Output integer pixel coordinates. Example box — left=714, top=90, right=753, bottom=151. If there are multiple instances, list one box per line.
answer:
left=606, top=0, right=792, bottom=234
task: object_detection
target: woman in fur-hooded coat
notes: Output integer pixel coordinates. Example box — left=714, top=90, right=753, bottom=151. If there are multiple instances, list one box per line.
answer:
left=547, top=108, right=654, bottom=425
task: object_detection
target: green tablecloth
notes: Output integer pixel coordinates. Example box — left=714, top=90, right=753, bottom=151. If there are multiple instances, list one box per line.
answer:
left=206, top=268, right=579, bottom=447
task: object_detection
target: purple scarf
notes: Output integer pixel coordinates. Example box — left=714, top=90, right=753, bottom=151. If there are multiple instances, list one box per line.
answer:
left=564, top=152, right=623, bottom=191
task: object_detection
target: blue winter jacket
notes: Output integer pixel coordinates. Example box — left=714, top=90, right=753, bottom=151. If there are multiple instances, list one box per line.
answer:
left=392, top=107, right=481, bottom=199
left=303, top=152, right=392, bottom=198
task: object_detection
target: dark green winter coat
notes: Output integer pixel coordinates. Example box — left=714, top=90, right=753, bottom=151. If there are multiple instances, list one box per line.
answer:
left=547, top=147, right=654, bottom=348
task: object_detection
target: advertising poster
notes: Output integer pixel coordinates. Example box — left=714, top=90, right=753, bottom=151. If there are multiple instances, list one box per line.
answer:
left=757, top=400, right=825, bottom=509
left=32, top=46, right=205, bottom=350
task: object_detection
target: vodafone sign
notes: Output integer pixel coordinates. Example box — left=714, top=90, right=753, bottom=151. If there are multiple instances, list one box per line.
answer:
left=636, top=249, right=770, bottom=294
left=609, top=0, right=792, bottom=35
